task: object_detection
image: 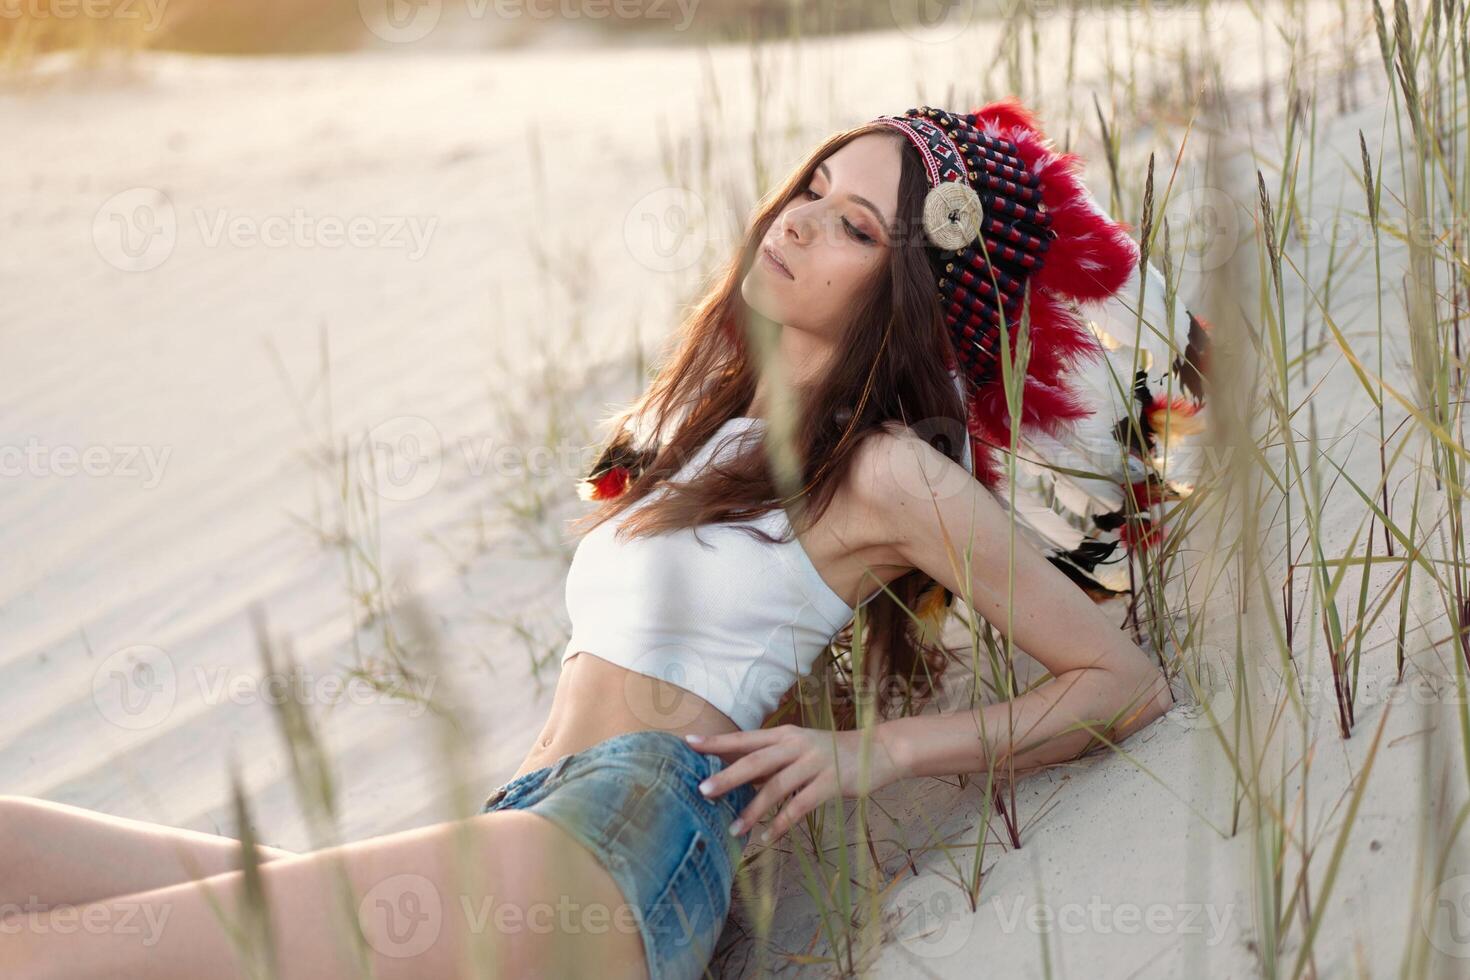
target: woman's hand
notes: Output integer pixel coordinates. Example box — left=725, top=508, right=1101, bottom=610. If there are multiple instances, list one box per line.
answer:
left=685, top=723, right=905, bottom=845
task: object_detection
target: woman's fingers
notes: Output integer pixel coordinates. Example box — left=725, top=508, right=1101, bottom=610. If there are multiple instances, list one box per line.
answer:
left=728, top=756, right=822, bottom=837
left=762, top=776, right=831, bottom=844
left=684, top=726, right=786, bottom=759
left=698, top=741, right=798, bottom=801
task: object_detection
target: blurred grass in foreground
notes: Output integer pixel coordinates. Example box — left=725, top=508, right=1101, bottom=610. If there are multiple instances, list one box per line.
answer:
left=14, top=0, right=1469, bottom=974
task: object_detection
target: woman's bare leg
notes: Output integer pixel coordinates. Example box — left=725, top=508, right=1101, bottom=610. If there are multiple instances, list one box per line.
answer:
left=0, top=809, right=650, bottom=980
left=0, top=796, right=296, bottom=916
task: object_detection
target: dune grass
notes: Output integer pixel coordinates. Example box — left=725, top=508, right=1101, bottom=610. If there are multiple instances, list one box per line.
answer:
left=33, top=0, right=1465, bottom=976
left=683, top=1, right=1470, bottom=975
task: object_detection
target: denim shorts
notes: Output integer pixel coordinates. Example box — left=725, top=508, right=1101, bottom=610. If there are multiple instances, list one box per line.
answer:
left=480, top=729, right=760, bottom=980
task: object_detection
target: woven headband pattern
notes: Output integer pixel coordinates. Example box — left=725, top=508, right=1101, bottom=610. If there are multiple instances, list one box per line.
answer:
left=873, top=106, right=1059, bottom=388
left=870, top=99, right=1139, bottom=490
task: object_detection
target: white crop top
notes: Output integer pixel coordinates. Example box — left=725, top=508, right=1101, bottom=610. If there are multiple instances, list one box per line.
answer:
left=560, top=414, right=973, bottom=730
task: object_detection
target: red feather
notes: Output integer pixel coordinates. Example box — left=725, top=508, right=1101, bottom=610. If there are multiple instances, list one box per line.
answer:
left=585, top=466, right=630, bottom=500
left=955, top=97, right=1140, bottom=491
left=1119, top=517, right=1166, bottom=553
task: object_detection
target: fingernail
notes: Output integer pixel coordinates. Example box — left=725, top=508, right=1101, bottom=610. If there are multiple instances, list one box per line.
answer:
left=684, top=733, right=703, bottom=743
left=698, top=780, right=712, bottom=796
left=728, top=820, right=742, bottom=835
left=760, top=829, right=771, bottom=844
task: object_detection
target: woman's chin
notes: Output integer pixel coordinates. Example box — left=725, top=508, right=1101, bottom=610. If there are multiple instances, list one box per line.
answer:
left=739, top=277, right=784, bottom=323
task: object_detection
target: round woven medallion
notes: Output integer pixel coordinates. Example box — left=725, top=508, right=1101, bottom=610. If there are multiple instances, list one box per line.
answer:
left=923, top=180, right=984, bottom=250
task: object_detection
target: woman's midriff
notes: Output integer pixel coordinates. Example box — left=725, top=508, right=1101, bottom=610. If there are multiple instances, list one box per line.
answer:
left=507, top=650, right=750, bottom=781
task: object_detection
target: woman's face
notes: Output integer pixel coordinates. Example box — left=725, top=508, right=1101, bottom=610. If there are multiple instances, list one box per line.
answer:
left=740, top=132, right=901, bottom=340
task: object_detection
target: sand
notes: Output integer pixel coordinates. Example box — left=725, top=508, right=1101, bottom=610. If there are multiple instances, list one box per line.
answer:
left=4, top=2, right=1463, bottom=975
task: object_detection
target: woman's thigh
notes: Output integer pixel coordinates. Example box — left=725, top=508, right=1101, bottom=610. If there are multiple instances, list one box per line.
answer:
left=0, top=795, right=296, bottom=914
left=0, top=808, right=648, bottom=980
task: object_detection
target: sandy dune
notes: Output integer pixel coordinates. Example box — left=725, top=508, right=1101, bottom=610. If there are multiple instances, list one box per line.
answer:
left=4, top=4, right=1463, bottom=976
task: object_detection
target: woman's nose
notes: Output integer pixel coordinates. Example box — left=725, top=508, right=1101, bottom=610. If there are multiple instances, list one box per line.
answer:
left=783, top=205, right=820, bottom=244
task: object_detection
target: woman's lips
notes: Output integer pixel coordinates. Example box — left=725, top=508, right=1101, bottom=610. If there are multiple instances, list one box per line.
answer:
left=762, top=246, right=794, bottom=280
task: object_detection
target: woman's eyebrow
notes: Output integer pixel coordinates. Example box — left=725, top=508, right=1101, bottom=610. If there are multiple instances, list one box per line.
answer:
left=816, top=161, right=894, bottom=239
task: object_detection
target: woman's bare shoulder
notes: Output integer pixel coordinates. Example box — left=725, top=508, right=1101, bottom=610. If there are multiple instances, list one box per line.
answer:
left=852, top=421, right=951, bottom=476
left=845, top=422, right=966, bottom=529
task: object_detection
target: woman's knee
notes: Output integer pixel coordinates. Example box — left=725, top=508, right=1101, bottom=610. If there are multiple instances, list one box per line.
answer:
left=0, top=797, right=53, bottom=914
left=0, top=795, right=48, bottom=857
left=0, top=794, right=48, bottom=824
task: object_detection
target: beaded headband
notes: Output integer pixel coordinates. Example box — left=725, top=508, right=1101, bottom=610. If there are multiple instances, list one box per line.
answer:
left=870, top=100, right=1139, bottom=489
left=871, top=107, right=1050, bottom=387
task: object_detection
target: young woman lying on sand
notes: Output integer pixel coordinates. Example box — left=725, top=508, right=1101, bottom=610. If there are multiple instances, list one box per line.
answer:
left=2, top=98, right=1187, bottom=980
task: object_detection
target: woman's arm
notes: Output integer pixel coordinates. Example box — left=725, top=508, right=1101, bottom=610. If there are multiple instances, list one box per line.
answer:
left=691, top=429, right=1174, bottom=844
left=877, top=652, right=1169, bottom=781
left=866, top=428, right=1174, bottom=781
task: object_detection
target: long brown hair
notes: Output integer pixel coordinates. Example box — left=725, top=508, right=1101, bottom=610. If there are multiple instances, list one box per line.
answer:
left=569, top=121, right=972, bottom=731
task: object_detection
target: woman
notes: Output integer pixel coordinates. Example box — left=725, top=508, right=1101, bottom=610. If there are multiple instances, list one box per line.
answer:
left=1, top=99, right=1178, bottom=979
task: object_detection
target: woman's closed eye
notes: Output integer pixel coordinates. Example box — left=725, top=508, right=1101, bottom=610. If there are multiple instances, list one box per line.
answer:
left=801, top=187, right=875, bottom=244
